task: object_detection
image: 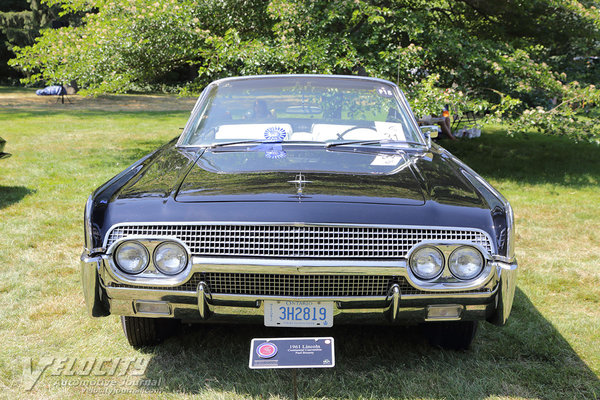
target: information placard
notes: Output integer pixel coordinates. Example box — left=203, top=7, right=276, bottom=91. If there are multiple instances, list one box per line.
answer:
left=249, top=337, right=335, bottom=369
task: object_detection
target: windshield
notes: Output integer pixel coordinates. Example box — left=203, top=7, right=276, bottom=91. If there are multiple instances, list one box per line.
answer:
left=179, top=76, right=424, bottom=147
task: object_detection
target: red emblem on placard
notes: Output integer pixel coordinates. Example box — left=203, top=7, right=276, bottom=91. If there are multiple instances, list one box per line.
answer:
left=256, top=342, right=278, bottom=359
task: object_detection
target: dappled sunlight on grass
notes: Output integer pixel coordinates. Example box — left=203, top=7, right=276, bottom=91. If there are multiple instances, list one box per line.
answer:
left=0, top=92, right=598, bottom=399
left=443, top=125, right=599, bottom=187
left=443, top=126, right=600, bottom=387
left=131, top=290, right=597, bottom=399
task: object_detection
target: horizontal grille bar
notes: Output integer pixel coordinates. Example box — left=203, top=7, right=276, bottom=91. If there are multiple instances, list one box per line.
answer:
left=106, top=224, right=493, bottom=258
left=109, top=273, right=492, bottom=296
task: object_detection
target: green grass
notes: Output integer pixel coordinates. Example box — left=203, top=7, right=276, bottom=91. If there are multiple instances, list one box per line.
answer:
left=0, top=89, right=598, bottom=399
left=0, top=85, right=33, bottom=94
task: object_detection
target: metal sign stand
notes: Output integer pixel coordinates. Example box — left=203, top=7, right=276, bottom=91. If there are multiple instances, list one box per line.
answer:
left=292, top=368, right=298, bottom=400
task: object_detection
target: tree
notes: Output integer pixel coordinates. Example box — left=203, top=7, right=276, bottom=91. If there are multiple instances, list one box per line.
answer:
left=7, top=0, right=600, bottom=142
left=0, top=0, right=67, bottom=83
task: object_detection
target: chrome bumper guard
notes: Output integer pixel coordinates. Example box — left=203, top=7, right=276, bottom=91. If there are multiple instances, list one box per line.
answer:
left=489, top=260, right=518, bottom=326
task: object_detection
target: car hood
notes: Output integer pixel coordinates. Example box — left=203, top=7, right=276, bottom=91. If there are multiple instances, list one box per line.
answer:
left=174, top=147, right=426, bottom=205
left=114, top=144, right=487, bottom=209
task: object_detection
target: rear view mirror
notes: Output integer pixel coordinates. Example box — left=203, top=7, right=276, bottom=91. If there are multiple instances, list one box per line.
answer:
left=420, top=125, right=439, bottom=138
left=420, top=125, right=439, bottom=147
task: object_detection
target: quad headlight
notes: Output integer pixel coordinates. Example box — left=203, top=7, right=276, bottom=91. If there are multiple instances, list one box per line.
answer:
left=114, top=241, right=149, bottom=274
left=448, top=246, right=484, bottom=280
left=153, top=241, right=188, bottom=275
left=409, top=246, right=444, bottom=280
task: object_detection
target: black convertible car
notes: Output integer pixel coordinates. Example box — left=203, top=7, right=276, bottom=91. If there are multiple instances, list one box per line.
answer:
left=81, top=75, right=517, bottom=349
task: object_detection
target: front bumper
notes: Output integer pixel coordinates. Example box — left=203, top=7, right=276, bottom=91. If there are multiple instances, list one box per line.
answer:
left=81, top=254, right=517, bottom=325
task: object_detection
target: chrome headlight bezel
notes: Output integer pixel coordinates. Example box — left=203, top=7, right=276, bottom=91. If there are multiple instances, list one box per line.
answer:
left=114, top=240, right=150, bottom=275
left=448, top=245, right=484, bottom=280
left=153, top=241, right=189, bottom=276
left=409, top=246, right=445, bottom=281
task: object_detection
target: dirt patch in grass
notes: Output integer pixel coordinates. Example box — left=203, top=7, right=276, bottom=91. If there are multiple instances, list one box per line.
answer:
left=0, top=87, right=197, bottom=112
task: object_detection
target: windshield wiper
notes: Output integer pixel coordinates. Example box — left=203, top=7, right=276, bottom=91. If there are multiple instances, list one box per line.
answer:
left=326, top=139, right=425, bottom=148
left=209, top=140, right=280, bottom=149
left=209, top=140, right=325, bottom=149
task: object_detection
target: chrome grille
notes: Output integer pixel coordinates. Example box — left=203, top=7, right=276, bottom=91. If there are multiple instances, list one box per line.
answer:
left=109, top=273, right=492, bottom=296
left=204, top=273, right=390, bottom=297
left=106, top=224, right=493, bottom=258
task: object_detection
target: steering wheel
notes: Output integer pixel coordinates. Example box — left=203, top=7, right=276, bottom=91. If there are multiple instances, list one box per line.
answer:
left=336, top=125, right=378, bottom=140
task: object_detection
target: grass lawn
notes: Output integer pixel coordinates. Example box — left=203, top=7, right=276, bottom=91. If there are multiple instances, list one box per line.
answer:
left=0, top=88, right=598, bottom=399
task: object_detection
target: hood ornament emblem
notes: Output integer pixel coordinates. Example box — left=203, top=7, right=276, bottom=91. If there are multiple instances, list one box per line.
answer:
left=288, top=173, right=311, bottom=197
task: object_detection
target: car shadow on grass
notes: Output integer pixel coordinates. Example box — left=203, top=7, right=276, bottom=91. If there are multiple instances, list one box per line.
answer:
left=139, top=287, right=598, bottom=399
left=0, top=186, right=35, bottom=210
left=441, top=129, right=600, bottom=187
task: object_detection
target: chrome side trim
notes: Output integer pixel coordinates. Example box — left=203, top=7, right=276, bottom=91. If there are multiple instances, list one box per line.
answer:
left=84, top=195, right=94, bottom=251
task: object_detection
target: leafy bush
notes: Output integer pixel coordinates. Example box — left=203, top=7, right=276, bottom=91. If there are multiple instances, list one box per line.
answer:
left=8, top=0, right=600, bottom=142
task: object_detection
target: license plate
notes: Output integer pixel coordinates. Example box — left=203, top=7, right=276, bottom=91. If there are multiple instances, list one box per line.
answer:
left=264, top=300, right=334, bottom=327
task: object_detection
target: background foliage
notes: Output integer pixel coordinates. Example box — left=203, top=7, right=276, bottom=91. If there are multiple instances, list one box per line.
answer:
left=0, top=0, right=74, bottom=83
left=6, top=0, right=600, bottom=142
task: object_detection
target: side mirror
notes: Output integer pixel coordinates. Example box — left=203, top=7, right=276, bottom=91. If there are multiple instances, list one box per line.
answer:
left=420, top=125, right=439, bottom=147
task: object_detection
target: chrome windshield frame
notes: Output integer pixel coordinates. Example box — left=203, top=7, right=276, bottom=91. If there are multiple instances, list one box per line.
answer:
left=175, top=75, right=427, bottom=149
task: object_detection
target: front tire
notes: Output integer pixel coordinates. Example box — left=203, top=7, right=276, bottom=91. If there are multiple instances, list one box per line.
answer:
left=424, top=320, right=478, bottom=350
left=121, top=316, right=180, bottom=347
